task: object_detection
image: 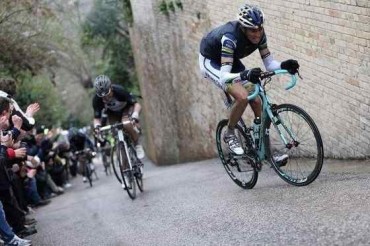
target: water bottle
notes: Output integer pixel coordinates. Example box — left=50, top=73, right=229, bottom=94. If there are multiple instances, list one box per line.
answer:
left=253, top=117, right=261, bottom=149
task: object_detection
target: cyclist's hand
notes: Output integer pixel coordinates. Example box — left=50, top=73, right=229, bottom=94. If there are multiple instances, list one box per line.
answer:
left=240, top=68, right=263, bottom=84
left=131, top=112, right=139, bottom=124
left=93, top=125, right=101, bottom=135
left=281, top=59, right=300, bottom=74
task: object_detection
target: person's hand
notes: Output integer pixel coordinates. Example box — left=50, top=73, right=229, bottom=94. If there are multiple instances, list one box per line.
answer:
left=14, top=147, right=27, bottom=158
left=0, top=131, right=13, bottom=147
left=131, top=111, right=139, bottom=123
left=30, top=156, right=41, bottom=167
left=11, top=115, right=23, bottom=130
left=25, top=103, right=40, bottom=117
left=11, top=164, right=20, bottom=173
left=281, top=59, right=300, bottom=74
left=27, top=169, right=37, bottom=178
left=240, top=68, right=263, bottom=84
left=93, top=125, right=101, bottom=135
left=0, top=114, right=10, bottom=129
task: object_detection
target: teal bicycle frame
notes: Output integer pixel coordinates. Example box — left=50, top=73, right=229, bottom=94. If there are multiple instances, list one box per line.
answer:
left=231, top=69, right=298, bottom=163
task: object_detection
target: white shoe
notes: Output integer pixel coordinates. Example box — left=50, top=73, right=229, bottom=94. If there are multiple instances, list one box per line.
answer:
left=135, top=144, right=145, bottom=159
left=64, top=183, right=72, bottom=188
left=82, top=177, right=87, bottom=183
left=273, top=154, right=289, bottom=167
left=223, top=133, right=244, bottom=155
left=5, top=235, right=31, bottom=246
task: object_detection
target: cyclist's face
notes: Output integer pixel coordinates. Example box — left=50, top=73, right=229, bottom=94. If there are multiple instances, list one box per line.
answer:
left=102, top=88, right=113, bottom=101
left=244, top=26, right=264, bottom=44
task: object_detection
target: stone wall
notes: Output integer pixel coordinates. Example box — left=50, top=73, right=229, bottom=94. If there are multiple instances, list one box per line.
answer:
left=129, top=0, right=370, bottom=164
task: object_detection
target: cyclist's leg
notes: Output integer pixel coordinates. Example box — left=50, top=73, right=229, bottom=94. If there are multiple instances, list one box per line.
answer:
left=121, top=114, right=139, bottom=145
left=121, top=107, right=145, bottom=159
left=78, top=158, right=87, bottom=182
left=249, top=97, right=262, bottom=118
left=199, top=54, right=248, bottom=155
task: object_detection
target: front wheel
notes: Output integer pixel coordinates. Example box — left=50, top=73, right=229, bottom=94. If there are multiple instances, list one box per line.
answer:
left=117, top=141, right=136, bottom=199
left=264, top=104, right=324, bottom=186
left=216, top=119, right=258, bottom=189
left=127, top=145, right=144, bottom=192
left=111, top=145, right=122, bottom=184
left=84, top=163, right=93, bottom=187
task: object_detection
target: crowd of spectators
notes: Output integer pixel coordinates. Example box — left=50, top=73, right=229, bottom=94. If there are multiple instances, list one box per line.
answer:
left=0, top=79, right=90, bottom=246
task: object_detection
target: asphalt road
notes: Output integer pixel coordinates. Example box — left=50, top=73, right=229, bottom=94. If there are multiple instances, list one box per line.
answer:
left=29, top=158, right=370, bottom=246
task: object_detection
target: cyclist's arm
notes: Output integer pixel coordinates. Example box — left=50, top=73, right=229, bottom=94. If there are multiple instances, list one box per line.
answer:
left=219, top=34, right=242, bottom=83
left=92, top=95, right=103, bottom=128
left=131, top=102, right=141, bottom=121
left=84, top=136, right=95, bottom=151
left=260, top=48, right=281, bottom=72
left=93, top=118, right=101, bottom=129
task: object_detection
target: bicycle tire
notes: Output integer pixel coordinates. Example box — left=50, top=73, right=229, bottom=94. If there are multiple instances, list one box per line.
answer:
left=216, top=119, right=258, bottom=189
left=117, top=141, right=136, bottom=199
left=135, top=166, right=144, bottom=192
left=128, top=145, right=143, bottom=192
left=102, top=152, right=110, bottom=175
left=111, top=145, right=122, bottom=184
left=85, top=163, right=93, bottom=187
left=263, top=104, right=324, bottom=186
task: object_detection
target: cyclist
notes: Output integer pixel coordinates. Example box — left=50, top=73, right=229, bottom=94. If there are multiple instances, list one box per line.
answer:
left=199, top=4, right=299, bottom=159
left=92, top=75, right=145, bottom=159
left=68, top=128, right=95, bottom=183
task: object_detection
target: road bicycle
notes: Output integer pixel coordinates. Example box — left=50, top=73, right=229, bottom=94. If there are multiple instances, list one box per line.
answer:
left=100, top=121, right=143, bottom=199
left=216, top=69, right=324, bottom=189
left=74, top=149, right=98, bottom=187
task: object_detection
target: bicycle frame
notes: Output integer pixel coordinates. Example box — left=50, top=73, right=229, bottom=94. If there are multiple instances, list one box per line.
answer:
left=237, top=70, right=299, bottom=163
left=101, top=123, right=134, bottom=171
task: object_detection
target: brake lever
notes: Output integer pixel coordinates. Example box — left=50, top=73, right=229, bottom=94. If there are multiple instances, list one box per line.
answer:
left=297, top=70, right=303, bottom=80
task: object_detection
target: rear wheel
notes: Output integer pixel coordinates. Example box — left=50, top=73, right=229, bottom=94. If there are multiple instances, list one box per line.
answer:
left=216, top=119, right=258, bottom=189
left=264, top=104, right=324, bottom=186
left=117, top=141, right=136, bottom=199
left=128, top=146, right=143, bottom=192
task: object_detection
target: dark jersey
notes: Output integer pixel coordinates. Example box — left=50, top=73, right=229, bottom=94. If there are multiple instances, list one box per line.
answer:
left=200, top=21, right=267, bottom=62
left=92, top=84, right=136, bottom=119
left=69, top=132, right=94, bottom=152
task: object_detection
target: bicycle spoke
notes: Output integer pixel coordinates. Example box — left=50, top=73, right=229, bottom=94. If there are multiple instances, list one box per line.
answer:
left=216, top=119, right=258, bottom=189
left=265, top=104, right=323, bottom=186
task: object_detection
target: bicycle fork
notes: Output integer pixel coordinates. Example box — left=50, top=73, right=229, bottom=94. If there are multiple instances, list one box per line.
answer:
left=117, top=130, right=133, bottom=171
left=267, top=106, right=299, bottom=149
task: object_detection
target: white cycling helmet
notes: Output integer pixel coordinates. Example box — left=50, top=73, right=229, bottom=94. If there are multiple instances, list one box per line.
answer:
left=94, top=75, right=111, bottom=97
left=238, top=4, right=265, bottom=29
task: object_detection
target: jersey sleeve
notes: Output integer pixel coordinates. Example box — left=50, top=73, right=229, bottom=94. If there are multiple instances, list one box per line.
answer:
left=221, top=33, right=237, bottom=66
left=113, top=85, right=137, bottom=106
left=92, top=95, right=104, bottom=119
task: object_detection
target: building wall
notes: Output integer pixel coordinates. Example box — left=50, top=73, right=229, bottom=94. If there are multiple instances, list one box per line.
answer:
left=129, top=0, right=370, bottom=164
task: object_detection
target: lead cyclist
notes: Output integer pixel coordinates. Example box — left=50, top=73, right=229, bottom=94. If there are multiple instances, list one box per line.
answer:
left=199, top=4, right=300, bottom=163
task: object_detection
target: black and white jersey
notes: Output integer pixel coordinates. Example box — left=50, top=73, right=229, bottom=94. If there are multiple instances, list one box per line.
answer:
left=92, top=84, right=136, bottom=119
left=200, top=21, right=267, bottom=62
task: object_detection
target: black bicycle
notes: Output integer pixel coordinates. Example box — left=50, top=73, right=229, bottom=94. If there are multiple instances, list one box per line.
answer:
left=99, top=122, right=143, bottom=199
left=74, top=149, right=97, bottom=187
